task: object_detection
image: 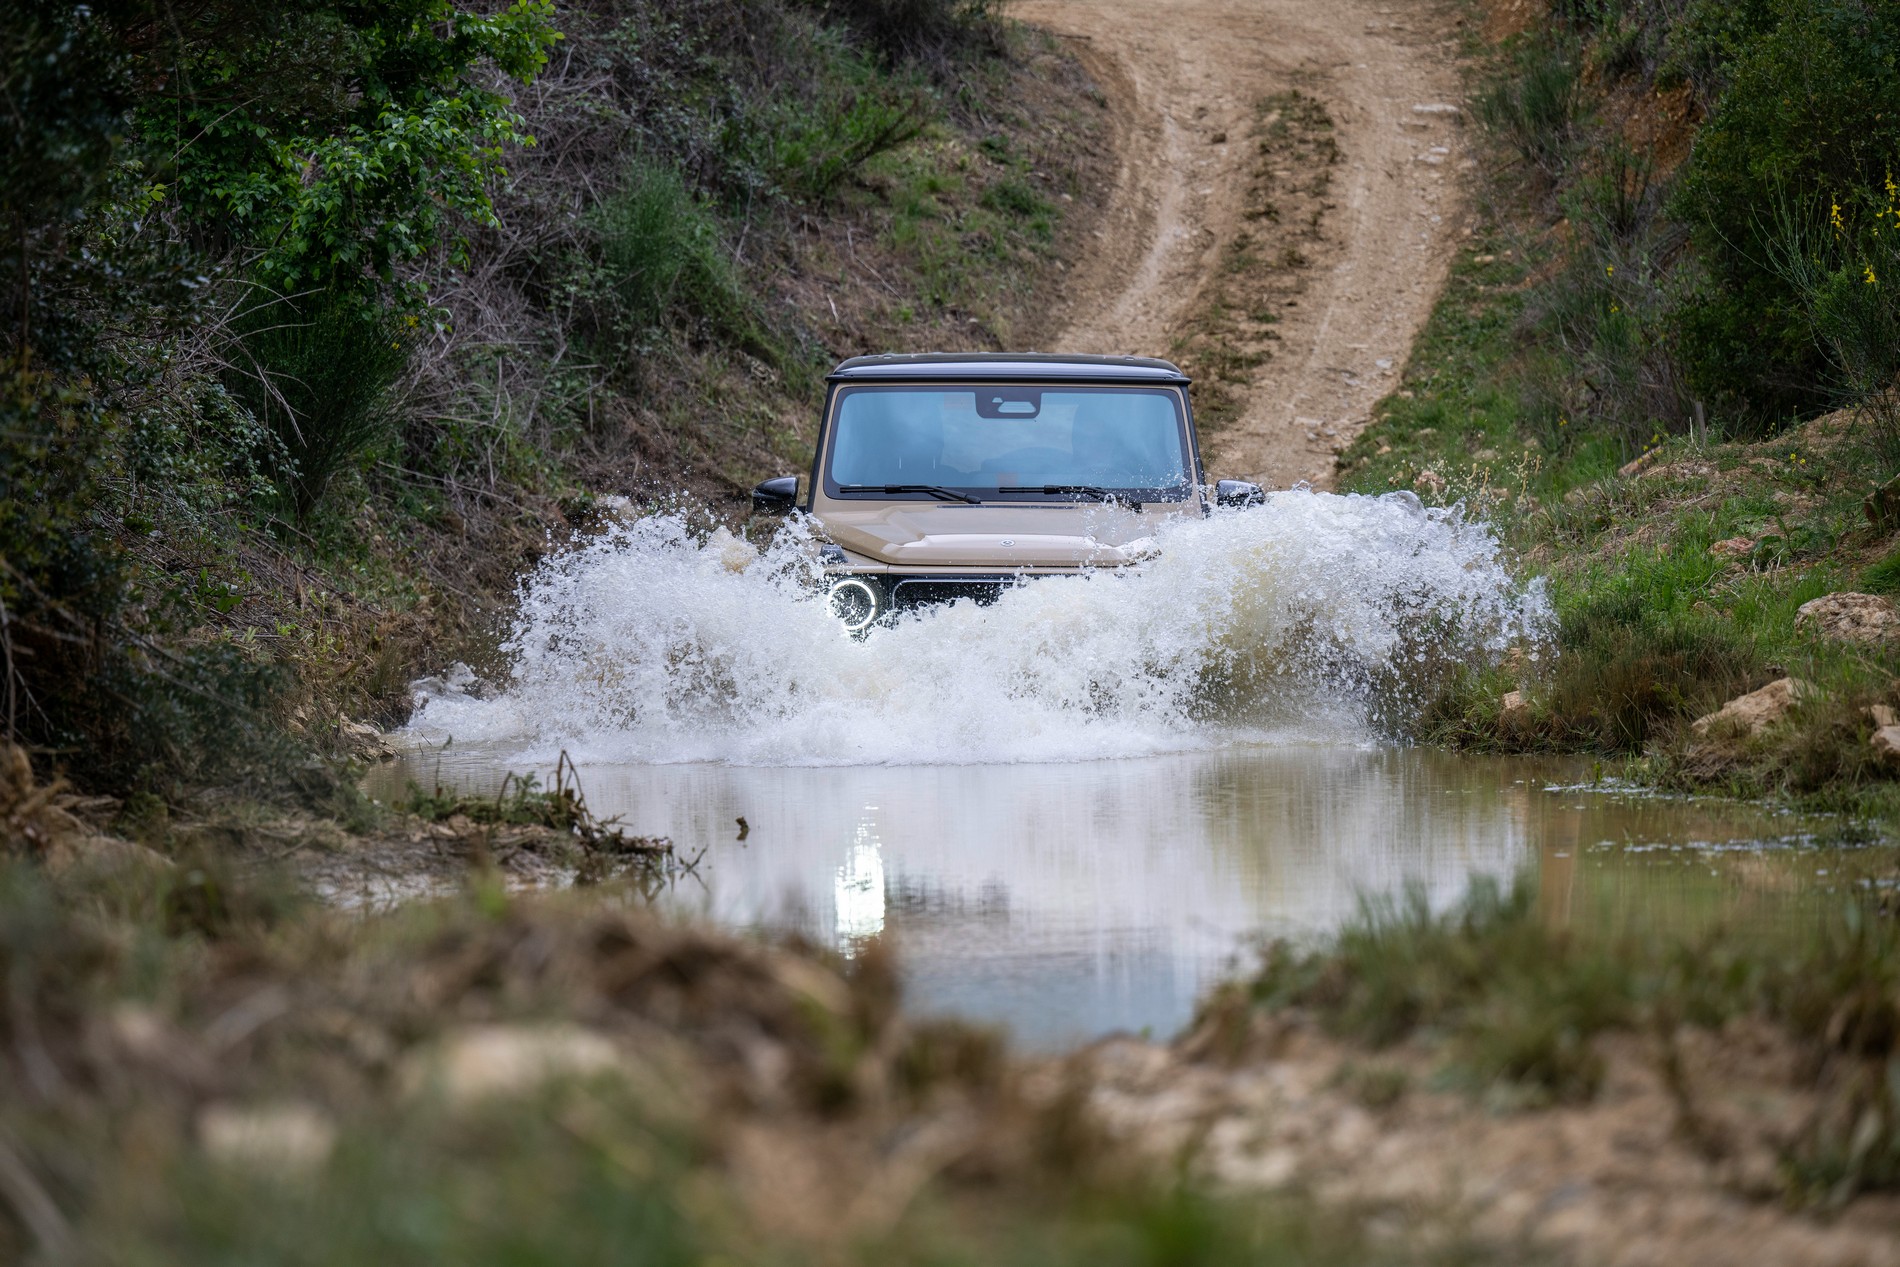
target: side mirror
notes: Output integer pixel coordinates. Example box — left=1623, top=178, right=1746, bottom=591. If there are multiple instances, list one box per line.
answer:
left=1215, top=479, right=1264, bottom=508
left=751, top=475, right=798, bottom=515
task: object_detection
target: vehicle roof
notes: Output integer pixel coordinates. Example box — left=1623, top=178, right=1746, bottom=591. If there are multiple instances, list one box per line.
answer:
left=828, top=352, right=1190, bottom=385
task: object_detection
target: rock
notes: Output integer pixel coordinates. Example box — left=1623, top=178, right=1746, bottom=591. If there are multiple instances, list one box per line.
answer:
left=1499, top=690, right=1530, bottom=730
left=1411, top=103, right=1463, bottom=120
left=1794, top=592, right=1900, bottom=645
left=199, top=1102, right=337, bottom=1175
left=1617, top=449, right=1660, bottom=478
left=1872, top=726, right=1900, bottom=772
left=1707, top=537, right=1755, bottom=559
left=401, top=1023, right=623, bottom=1104
left=1413, top=469, right=1446, bottom=498
left=1868, top=705, right=1898, bottom=729
left=1690, top=678, right=1808, bottom=739
left=337, top=718, right=397, bottom=762
left=1640, top=460, right=1713, bottom=483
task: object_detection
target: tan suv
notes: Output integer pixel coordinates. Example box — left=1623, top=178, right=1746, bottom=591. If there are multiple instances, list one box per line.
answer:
left=751, top=353, right=1263, bottom=631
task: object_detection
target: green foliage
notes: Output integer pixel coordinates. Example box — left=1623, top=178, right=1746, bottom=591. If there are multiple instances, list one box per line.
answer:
left=0, top=0, right=1049, bottom=802
left=1521, top=142, right=1688, bottom=452
left=736, top=45, right=931, bottom=201
left=225, top=293, right=412, bottom=521
left=1475, top=36, right=1581, bottom=180
left=1762, top=179, right=1900, bottom=468
left=0, top=0, right=564, bottom=791
left=1860, top=545, right=1900, bottom=595
left=571, top=159, right=766, bottom=367
left=0, top=3, right=133, bottom=355
left=1671, top=0, right=1900, bottom=428
left=982, top=174, right=1054, bottom=220
left=141, top=0, right=560, bottom=295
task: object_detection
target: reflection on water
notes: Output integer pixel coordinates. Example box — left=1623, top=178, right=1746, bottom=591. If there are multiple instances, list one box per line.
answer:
left=367, top=745, right=1846, bottom=1050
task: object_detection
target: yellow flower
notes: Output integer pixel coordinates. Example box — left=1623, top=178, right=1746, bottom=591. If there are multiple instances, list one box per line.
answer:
left=1868, top=265, right=1880, bottom=285
left=1831, top=200, right=1846, bottom=234
left=1605, top=265, right=1614, bottom=276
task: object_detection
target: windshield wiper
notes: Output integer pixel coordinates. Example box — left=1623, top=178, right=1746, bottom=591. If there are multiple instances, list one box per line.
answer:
left=837, top=484, right=982, bottom=504
left=1033, top=484, right=1143, bottom=508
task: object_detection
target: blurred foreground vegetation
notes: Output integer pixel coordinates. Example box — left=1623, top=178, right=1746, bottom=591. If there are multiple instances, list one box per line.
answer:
left=0, top=823, right=1489, bottom=1267
left=4, top=798, right=1897, bottom=1260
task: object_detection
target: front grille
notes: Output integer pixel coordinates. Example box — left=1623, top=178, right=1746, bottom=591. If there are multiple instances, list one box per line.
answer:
left=889, top=575, right=1020, bottom=609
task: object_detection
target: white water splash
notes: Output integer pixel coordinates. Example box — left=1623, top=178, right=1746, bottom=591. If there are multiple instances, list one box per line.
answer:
left=406, top=490, right=1549, bottom=766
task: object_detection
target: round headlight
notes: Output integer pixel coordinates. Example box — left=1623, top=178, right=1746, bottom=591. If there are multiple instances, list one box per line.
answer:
left=826, top=577, right=883, bottom=633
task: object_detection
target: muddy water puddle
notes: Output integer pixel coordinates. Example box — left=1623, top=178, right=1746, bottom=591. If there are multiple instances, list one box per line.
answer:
left=364, top=747, right=1877, bottom=1050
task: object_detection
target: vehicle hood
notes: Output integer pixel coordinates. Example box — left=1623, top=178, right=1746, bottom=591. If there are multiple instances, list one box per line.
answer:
left=817, top=502, right=1174, bottom=568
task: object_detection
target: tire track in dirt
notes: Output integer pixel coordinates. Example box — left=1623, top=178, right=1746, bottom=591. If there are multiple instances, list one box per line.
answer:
left=1012, top=0, right=1472, bottom=489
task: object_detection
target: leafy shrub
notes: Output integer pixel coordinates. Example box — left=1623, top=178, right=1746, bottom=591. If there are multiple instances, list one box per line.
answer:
left=1520, top=142, right=1689, bottom=454
left=225, top=292, right=411, bottom=521
left=137, top=0, right=559, bottom=296
left=576, top=159, right=766, bottom=363
left=1670, top=0, right=1900, bottom=430
left=1762, top=180, right=1900, bottom=467
left=740, top=56, right=931, bottom=201
left=1475, top=35, right=1582, bottom=180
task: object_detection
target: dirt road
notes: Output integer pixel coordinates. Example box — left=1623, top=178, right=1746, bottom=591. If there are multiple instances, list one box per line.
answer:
left=1014, top=0, right=1470, bottom=489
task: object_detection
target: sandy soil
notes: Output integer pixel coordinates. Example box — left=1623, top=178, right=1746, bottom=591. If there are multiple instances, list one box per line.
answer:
left=1077, top=1019, right=1900, bottom=1267
left=1013, top=0, right=1472, bottom=488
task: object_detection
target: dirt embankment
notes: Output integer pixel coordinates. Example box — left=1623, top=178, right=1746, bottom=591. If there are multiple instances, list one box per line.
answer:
left=1014, top=0, right=1471, bottom=489
left=1081, top=1020, right=1900, bottom=1267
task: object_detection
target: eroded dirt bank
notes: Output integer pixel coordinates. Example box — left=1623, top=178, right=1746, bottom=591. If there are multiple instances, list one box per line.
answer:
left=1080, top=1023, right=1900, bottom=1267
left=1014, top=0, right=1470, bottom=488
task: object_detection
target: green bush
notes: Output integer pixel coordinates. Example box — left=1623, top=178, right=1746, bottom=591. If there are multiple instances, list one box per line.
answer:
left=744, top=65, right=930, bottom=202
left=1475, top=35, right=1582, bottom=180
left=1670, top=0, right=1900, bottom=429
left=579, top=159, right=763, bottom=361
left=1520, top=142, right=1689, bottom=453
left=1761, top=181, right=1900, bottom=465
left=224, top=293, right=411, bottom=522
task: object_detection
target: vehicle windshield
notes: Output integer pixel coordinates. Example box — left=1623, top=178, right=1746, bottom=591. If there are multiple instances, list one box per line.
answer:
left=824, top=385, right=1193, bottom=498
